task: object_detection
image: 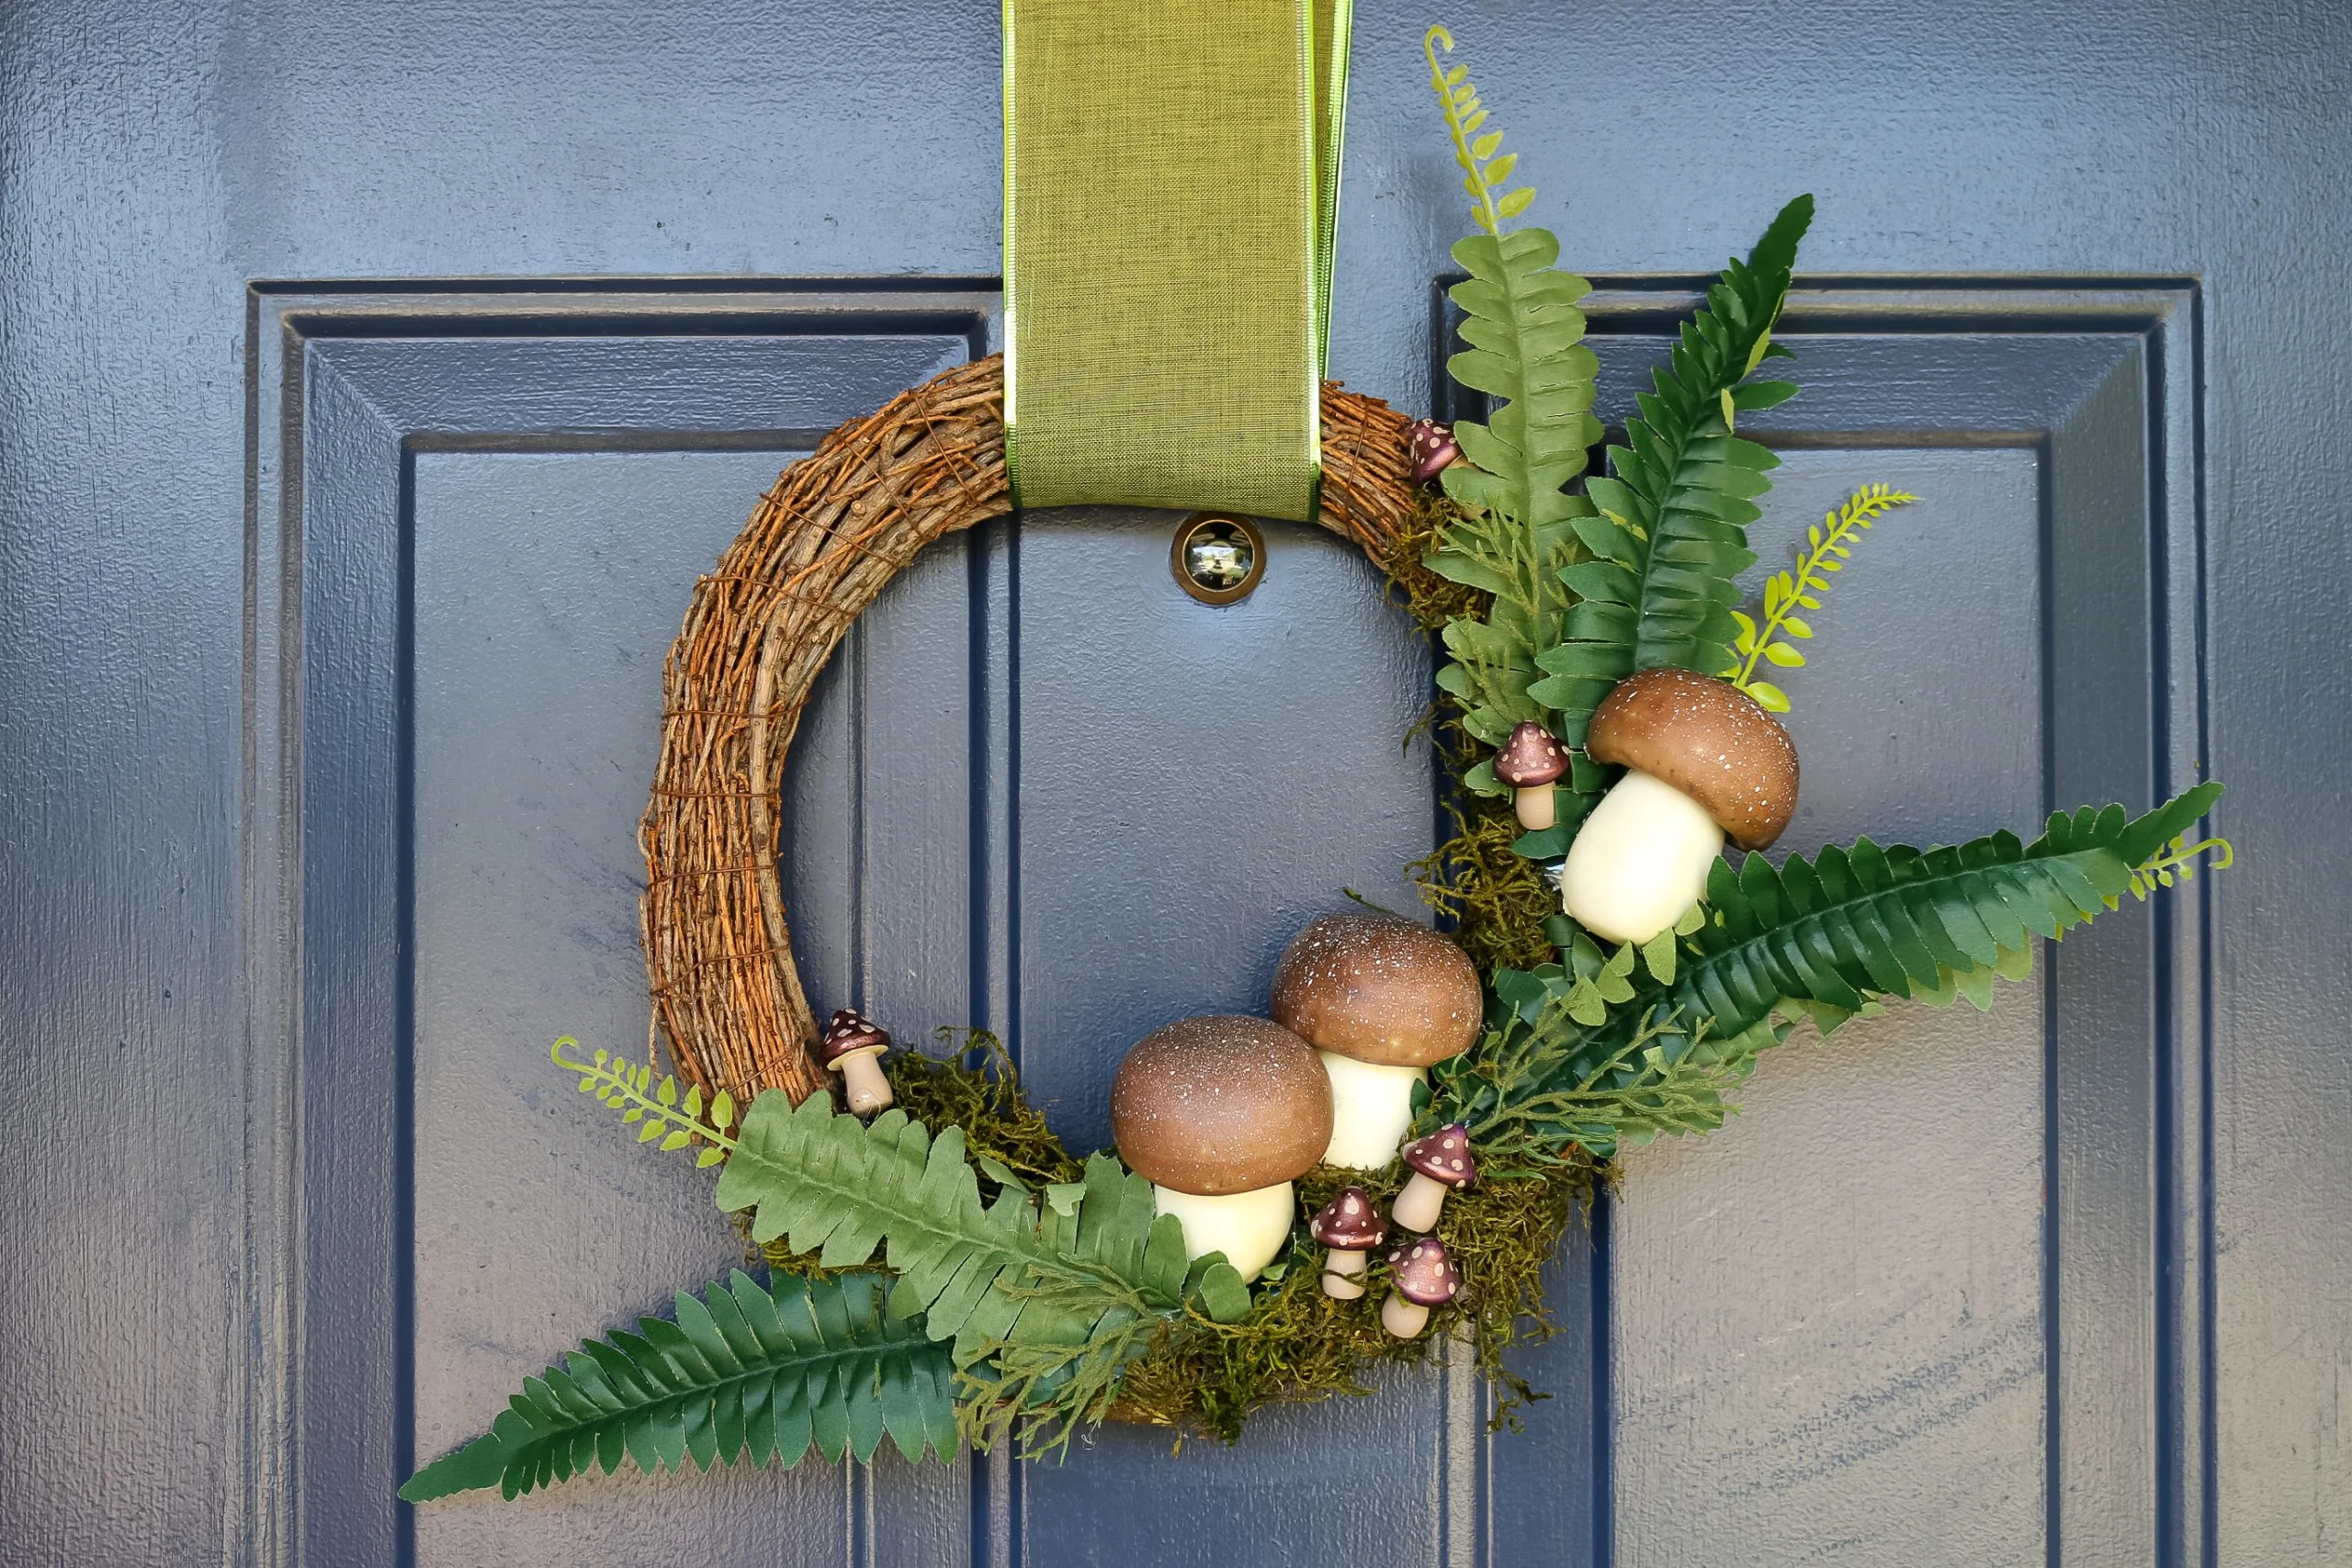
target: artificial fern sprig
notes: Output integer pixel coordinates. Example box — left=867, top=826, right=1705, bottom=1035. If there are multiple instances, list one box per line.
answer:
left=1422, top=26, right=1533, bottom=236
left=555, top=1037, right=737, bottom=1167
left=1724, top=483, right=1917, bottom=711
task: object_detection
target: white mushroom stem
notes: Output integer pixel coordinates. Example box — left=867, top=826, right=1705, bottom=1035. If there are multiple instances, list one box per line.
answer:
left=1151, top=1182, right=1296, bottom=1281
left=1513, top=783, right=1558, bottom=831
left=1381, top=1293, right=1432, bottom=1338
left=1391, top=1171, right=1458, bottom=1233
left=1558, top=768, right=1726, bottom=944
left=831, top=1048, right=894, bottom=1114
left=1318, top=1053, right=1427, bottom=1168
left=1320, top=1248, right=1369, bottom=1299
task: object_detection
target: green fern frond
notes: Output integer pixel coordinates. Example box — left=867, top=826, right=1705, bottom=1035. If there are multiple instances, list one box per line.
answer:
left=1432, top=784, right=2227, bottom=1161
left=399, top=1271, right=958, bottom=1501
left=711, top=1094, right=1238, bottom=1455
left=1416, top=28, right=1603, bottom=816
left=1724, top=483, right=1917, bottom=710
left=1528, top=194, right=1815, bottom=748
left=1680, top=783, right=2225, bottom=1040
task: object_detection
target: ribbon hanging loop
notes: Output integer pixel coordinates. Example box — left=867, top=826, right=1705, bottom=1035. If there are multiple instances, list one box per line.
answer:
left=1003, top=0, right=1352, bottom=523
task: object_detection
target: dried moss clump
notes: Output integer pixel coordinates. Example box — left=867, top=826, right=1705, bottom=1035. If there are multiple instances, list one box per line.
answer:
left=748, top=1036, right=1594, bottom=1445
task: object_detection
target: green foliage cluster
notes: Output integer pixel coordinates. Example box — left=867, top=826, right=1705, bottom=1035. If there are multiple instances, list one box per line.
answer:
left=1524, top=195, right=1812, bottom=757
left=398, top=1271, right=956, bottom=1501
left=1415, top=28, right=1605, bottom=826
left=1425, top=785, right=2231, bottom=1161
left=1724, top=483, right=1917, bottom=711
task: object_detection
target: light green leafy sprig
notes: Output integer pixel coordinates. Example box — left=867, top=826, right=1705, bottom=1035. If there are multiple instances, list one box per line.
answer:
left=1724, top=483, right=1917, bottom=711
left=1424, top=25, right=1532, bottom=238
left=557, top=1038, right=736, bottom=1166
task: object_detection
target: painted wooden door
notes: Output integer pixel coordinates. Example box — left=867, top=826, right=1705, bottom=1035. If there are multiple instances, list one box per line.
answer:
left=4, top=3, right=2346, bottom=1566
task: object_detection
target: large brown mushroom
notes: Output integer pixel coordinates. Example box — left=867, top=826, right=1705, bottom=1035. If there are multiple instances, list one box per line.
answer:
left=1560, top=668, right=1800, bottom=943
left=1109, top=1015, right=1333, bottom=1280
left=1270, top=914, right=1484, bottom=1168
left=1381, top=1235, right=1462, bottom=1338
left=1307, top=1187, right=1387, bottom=1299
left=820, top=1010, right=893, bottom=1114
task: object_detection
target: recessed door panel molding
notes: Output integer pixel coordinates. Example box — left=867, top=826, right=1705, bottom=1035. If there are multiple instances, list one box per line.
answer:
left=246, top=282, right=997, bottom=1568
left=1549, top=278, right=2207, bottom=1568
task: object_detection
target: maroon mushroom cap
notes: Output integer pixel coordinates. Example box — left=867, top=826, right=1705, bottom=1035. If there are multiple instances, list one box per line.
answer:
left=1407, top=418, right=1461, bottom=485
left=1309, top=1187, right=1387, bottom=1251
left=1492, top=722, right=1568, bottom=788
left=1402, top=1123, right=1477, bottom=1190
left=1386, top=1235, right=1463, bottom=1306
left=820, top=1009, right=890, bottom=1065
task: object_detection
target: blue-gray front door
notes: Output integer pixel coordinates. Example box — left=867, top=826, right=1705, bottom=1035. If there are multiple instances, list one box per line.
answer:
left=4, top=4, right=2345, bottom=1566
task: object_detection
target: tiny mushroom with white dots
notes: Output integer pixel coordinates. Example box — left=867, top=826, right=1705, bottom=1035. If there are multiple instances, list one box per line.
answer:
left=1307, top=1187, right=1388, bottom=1299
left=1559, top=667, right=1800, bottom=944
left=820, top=1009, right=894, bottom=1114
left=1271, top=914, right=1484, bottom=1168
left=1110, top=1014, right=1334, bottom=1281
left=1492, top=721, right=1570, bottom=830
left=1381, top=1235, right=1463, bottom=1338
left=1390, top=1122, right=1477, bottom=1233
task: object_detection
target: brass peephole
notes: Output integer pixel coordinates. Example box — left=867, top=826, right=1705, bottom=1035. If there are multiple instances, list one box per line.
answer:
left=1170, top=513, right=1266, bottom=605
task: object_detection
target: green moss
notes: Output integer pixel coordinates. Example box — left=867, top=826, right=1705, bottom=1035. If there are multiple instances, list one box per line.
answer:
left=1382, top=491, right=1560, bottom=976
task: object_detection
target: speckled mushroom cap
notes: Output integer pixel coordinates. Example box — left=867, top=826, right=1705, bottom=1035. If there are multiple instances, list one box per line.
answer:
left=1401, top=1123, right=1477, bottom=1190
left=820, top=1009, right=890, bottom=1065
left=1585, top=668, right=1800, bottom=851
left=1110, top=1015, right=1333, bottom=1196
left=1386, top=1235, right=1463, bottom=1305
left=1493, top=721, right=1568, bottom=787
left=1308, top=1187, right=1387, bottom=1250
left=1269, top=914, right=1484, bottom=1069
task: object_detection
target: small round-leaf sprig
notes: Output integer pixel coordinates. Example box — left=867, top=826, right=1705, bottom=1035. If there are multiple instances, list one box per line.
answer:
left=553, top=1038, right=738, bottom=1167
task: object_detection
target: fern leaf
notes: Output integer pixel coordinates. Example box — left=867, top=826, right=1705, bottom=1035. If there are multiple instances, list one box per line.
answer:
left=1681, top=784, right=2222, bottom=1040
left=1416, top=27, right=1603, bottom=798
left=399, top=1271, right=958, bottom=1501
left=1435, top=785, right=2226, bottom=1162
left=1528, top=194, right=1815, bottom=748
left=709, top=1096, right=1224, bottom=1456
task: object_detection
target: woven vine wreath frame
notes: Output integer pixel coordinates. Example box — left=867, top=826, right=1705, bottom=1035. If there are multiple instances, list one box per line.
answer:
left=639, top=354, right=1421, bottom=1111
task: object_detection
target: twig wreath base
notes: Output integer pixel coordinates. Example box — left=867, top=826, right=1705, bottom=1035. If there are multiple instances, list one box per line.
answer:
left=639, top=353, right=1422, bottom=1112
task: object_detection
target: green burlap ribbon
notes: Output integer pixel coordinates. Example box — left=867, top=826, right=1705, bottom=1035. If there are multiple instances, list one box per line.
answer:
left=1003, top=0, right=1353, bottom=522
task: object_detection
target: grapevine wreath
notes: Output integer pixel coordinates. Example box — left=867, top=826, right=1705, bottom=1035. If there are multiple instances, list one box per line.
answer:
left=402, top=28, right=2230, bottom=1502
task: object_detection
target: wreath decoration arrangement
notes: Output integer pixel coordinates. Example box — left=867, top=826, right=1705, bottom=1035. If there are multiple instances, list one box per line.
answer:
left=402, top=28, right=2231, bottom=1502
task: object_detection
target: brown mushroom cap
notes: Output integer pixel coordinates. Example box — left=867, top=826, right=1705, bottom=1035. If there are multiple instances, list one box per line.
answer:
left=1401, top=1122, right=1477, bottom=1190
left=1585, top=668, right=1800, bottom=851
left=1493, top=721, right=1568, bottom=787
left=1269, top=914, right=1483, bottom=1069
left=1109, top=1015, right=1333, bottom=1196
left=820, top=1009, right=890, bottom=1065
left=1387, top=1235, right=1463, bottom=1305
left=1308, top=1186, right=1387, bottom=1250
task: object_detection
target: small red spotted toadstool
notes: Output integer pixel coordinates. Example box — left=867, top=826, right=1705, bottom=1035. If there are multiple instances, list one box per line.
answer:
left=1381, top=1235, right=1462, bottom=1338
left=820, top=1009, right=894, bottom=1114
left=1308, top=1187, right=1388, bottom=1300
left=1391, top=1122, right=1476, bottom=1233
left=1492, top=721, right=1570, bottom=830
